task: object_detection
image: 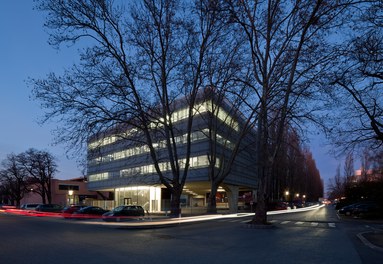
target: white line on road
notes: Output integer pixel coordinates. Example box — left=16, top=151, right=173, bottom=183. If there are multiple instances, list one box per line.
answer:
left=311, top=222, right=319, bottom=227
left=295, top=222, right=304, bottom=225
left=328, top=223, right=336, bottom=228
left=357, top=232, right=383, bottom=252
left=281, top=221, right=290, bottom=224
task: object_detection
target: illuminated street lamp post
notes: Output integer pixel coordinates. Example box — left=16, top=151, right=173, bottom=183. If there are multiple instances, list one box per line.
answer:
left=285, top=191, right=289, bottom=202
left=293, top=193, right=299, bottom=209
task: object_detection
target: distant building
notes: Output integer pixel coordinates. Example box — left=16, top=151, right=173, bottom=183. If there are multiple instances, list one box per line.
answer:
left=21, top=177, right=112, bottom=208
left=87, top=90, right=258, bottom=213
left=353, top=168, right=383, bottom=182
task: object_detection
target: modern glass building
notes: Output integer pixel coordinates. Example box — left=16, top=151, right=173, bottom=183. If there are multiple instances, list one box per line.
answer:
left=87, top=91, right=258, bottom=213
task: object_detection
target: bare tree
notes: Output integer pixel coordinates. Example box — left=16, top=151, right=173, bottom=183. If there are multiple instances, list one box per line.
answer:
left=344, top=152, right=355, bottom=183
left=200, top=86, right=257, bottom=213
left=0, top=154, right=29, bottom=207
left=330, top=1, right=383, bottom=150
left=328, top=164, right=345, bottom=200
left=18, top=149, right=58, bottom=204
left=30, top=0, right=238, bottom=216
left=226, top=0, right=352, bottom=224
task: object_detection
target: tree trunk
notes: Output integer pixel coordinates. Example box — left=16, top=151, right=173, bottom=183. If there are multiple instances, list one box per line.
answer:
left=41, top=187, right=46, bottom=204
left=207, top=184, right=218, bottom=214
left=252, top=97, right=269, bottom=224
left=170, top=187, right=182, bottom=217
left=252, top=170, right=269, bottom=225
left=254, top=190, right=268, bottom=224
left=46, top=179, right=52, bottom=204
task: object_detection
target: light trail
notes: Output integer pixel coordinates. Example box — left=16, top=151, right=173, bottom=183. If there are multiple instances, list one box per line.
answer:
left=1, top=203, right=325, bottom=228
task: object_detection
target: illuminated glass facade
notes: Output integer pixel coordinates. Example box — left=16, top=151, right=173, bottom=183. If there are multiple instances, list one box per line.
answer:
left=87, top=94, right=257, bottom=212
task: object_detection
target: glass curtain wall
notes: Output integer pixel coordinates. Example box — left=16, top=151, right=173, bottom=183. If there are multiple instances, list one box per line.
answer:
left=115, top=186, right=161, bottom=212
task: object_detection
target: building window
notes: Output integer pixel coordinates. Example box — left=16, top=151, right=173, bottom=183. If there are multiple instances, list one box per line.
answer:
left=58, top=185, right=80, bottom=191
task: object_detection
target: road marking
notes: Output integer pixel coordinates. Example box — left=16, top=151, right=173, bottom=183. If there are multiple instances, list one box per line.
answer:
left=328, top=223, right=336, bottom=228
left=311, top=222, right=319, bottom=227
left=357, top=232, right=383, bottom=253
left=269, top=220, right=278, bottom=223
left=295, top=221, right=304, bottom=225
left=281, top=221, right=290, bottom=224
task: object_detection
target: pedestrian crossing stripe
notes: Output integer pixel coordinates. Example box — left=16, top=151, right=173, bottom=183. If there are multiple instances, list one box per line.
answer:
left=215, top=218, right=337, bottom=228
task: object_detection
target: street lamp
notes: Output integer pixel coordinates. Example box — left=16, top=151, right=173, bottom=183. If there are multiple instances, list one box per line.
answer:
left=68, top=190, right=74, bottom=205
left=284, top=191, right=289, bottom=202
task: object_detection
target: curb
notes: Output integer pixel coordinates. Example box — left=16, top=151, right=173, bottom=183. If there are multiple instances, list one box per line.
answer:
left=357, top=231, right=383, bottom=252
left=244, top=223, right=276, bottom=229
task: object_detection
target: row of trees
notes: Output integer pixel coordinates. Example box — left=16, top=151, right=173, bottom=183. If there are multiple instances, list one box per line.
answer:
left=29, top=0, right=382, bottom=224
left=270, top=128, right=323, bottom=203
left=0, top=149, right=57, bottom=207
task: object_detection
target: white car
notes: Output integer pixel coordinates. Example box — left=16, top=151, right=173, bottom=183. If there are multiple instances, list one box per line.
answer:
left=20, top=203, right=41, bottom=211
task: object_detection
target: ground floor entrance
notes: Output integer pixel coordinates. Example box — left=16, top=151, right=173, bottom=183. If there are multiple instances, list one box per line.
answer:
left=111, top=183, right=255, bottom=214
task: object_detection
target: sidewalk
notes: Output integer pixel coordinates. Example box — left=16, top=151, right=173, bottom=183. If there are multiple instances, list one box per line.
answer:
left=337, top=211, right=383, bottom=252
left=359, top=231, right=383, bottom=252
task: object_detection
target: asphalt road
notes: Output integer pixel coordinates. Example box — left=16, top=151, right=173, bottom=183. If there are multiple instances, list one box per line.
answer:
left=1, top=206, right=382, bottom=264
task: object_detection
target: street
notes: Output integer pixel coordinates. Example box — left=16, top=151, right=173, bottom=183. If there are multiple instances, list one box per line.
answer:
left=0, top=206, right=382, bottom=264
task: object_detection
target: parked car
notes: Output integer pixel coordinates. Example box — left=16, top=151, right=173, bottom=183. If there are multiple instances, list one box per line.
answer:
left=20, top=203, right=42, bottom=211
left=267, top=201, right=289, bottom=211
left=0, top=204, right=17, bottom=212
left=62, top=205, right=88, bottom=218
left=102, top=205, right=145, bottom=222
left=352, top=203, right=382, bottom=218
left=338, top=203, right=359, bottom=216
left=72, top=206, right=109, bottom=219
left=338, top=201, right=377, bottom=216
left=35, top=204, right=63, bottom=213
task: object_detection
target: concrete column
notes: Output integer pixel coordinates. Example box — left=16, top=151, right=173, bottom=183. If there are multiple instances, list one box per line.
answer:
left=224, top=184, right=239, bottom=213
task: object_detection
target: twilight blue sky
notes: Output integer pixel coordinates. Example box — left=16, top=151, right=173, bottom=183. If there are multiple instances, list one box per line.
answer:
left=0, top=1, right=341, bottom=190
left=0, top=1, right=81, bottom=179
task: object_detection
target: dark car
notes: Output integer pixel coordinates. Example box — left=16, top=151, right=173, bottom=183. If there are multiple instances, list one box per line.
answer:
left=35, top=204, right=63, bottom=213
left=352, top=203, right=382, bottom=218
left=102, top=205, right=145, bottom=222
left=62, top=205, right=88, bottom=218
left=338, top=201, right=377, bottom=216
left=268, top=201, right=289, bottom=211
left=72, top=206, right=109, bottom=219
left=338, top=203, right=359, bottom=215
